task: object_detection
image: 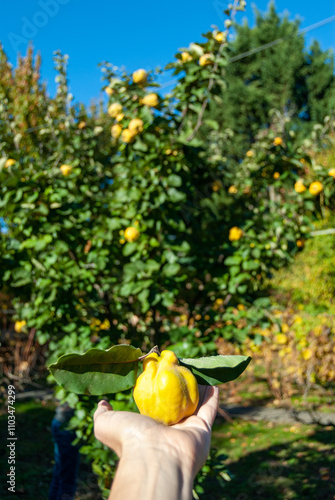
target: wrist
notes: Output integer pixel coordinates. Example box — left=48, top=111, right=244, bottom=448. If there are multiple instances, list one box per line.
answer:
left=111, top=445, right=194, bottom=500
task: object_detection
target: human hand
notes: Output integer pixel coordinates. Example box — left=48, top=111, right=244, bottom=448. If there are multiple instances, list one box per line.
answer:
left=94, top=385, right=219, bottom=499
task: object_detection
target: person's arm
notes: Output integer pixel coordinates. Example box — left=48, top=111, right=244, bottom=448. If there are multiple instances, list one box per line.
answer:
left=93, top=385, right=219, bottom=500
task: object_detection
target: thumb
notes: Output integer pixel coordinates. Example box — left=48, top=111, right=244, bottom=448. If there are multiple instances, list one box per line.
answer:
left=94, top=399, right=113, bottom=422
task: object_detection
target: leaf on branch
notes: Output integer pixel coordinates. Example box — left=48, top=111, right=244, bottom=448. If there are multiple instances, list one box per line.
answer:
left=179, top=355, right=251, bottom=385
left=49, top=345, right=143, bottom=395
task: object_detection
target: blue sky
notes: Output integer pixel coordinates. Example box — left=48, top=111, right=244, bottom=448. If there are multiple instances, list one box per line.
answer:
left=1, top=0, right=335, bottom=105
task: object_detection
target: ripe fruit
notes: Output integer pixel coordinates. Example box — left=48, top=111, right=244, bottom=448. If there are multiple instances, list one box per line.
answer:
left=124, top=226, right=140, bottom=241
left=294, top=180, right=306, bottom=193
left=111, top=124, right=122, bottom=139
left=60, top=164, right=72, bottom=176
left=181, top=52, right=192, bottom=63
left=199, top=53, right=213, bottom=66
left=141, top=93, right=159, bottom=107
left=133, top=69, right=147, bottom=85
left=108, top=103, right=123, bottom=118
left=5, top=159, right=16, bottom=168
left=105, top=87, right=114, bottom=96
left=14, top=320, right=26, bottom=333
left=128, top=118, right=144, bottom=133
left=309, top=181, right=323, bottom=196
left=273, top=137, right=283, bottom=146
left=328, top=168, right=335, bottom=177
left=121, top=129, right=137, bottom=144
left=228, top=185, right=238, bottom=194
left=214, top=31, right=225, bottom=43
left=133, top=350, right=199, bottom=425
left=229, top=226, right=243, bottom=241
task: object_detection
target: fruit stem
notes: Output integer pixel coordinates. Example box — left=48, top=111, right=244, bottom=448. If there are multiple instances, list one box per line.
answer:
left=138, top=345, right=160, bottom=362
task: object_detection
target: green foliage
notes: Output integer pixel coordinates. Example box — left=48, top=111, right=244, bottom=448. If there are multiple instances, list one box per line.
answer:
left=271, top=213, right=335, bottom=314
left=205, top=2, right=335, bottom=157
left=50, top=343, right=251, bottom=393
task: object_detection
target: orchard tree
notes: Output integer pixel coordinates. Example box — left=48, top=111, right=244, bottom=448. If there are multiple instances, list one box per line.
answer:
left=205, top=2, right=335, bottom=157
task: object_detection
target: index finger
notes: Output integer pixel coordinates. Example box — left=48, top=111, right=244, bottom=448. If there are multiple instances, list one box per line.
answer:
left=196, top=385, right=219, bottom=428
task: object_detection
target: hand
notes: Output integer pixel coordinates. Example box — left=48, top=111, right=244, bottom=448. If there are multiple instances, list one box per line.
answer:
left=94, top=385, right=219, bottom=500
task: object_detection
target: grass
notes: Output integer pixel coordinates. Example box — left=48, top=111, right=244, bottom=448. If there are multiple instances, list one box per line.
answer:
left=0, top=399, right=99, bottom=499
left=210, top=419, right=335, bottom=500
left=1, top=398, right=334, bottom=500
left=0, top=400, right=55, bottom=498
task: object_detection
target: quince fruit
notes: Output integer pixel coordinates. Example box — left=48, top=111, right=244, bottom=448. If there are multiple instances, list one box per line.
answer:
left=60, top=164, right=72, bottom=176
left=133, top=69, right=147, bottom=85
left=124, top=226, right=140, bottom=241
left=133, top=350, right=199, bottom=425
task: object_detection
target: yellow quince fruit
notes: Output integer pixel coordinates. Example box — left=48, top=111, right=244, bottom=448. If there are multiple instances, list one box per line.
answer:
left=124, top=226, right=140, bottom=242
left=133, top=69, right=147, bottom=85
left=181, top=51, right=192, bottom=63
left=108, top=103, right=123, bottom=118
left=111, top=124, right=122, bottom=139
left=294, top=180, right=306, bottom=193
left=133, top=350, right=199, bottom=425
left=214, top=31, right=226, bottom=43
left=229, top=226, right=243, bottom=241
left=5, top=159, right=16, bottom=168
left=14, top=320, right=26, bottom=333
left=309, top=181, right=323, bottom=196
left=128, top=118, right=144, bottom=133
left=199, top=53, right=213, bottom=66
left=141, top=93, right=159, bottom=107
left=121, top=129, right=137, bottom=144
left=273, top=137, right=283, bottom=146
left=60, top=164, right=72, bottom=176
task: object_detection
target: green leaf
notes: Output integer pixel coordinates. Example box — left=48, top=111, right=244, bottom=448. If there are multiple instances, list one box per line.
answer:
left=162, top=263, right=181, bottom=277
left=49, top=345, right=143, bottom=395
left=225, top=255, right=242, bottom=266
left=179, top=355, right=251, bottom=385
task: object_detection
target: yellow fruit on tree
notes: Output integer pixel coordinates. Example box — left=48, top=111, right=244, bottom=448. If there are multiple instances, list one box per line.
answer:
left=108, top=103, right=123, bottom=118
left=181, top=51, right=192, bottom=63
left=273, top=172, right=280, bottom=179
left=309, top=181, right=323, bottom=196
left=121, top=129, right=137, bottom=144
left=199, top=53, right=213, bottom=66
left=111, top=124, right=122, bottom=139
left=133, top=350, right=199, bottom=425
left=133, top=69, right=147, bottom=85
left=246, top=150, right=254, bottom=158
left=294, top=180, right=306, bottom=193
left=228, top=185, right=237, bottom=194
left=60, top=164, right=72, bottom=176
left=214, top=31, right=225, bottom=43
left=229, top=226, right=243, bottom=241
left=128, top=118, right=144, bottom=133
left=5, top=159, right=16, bottom=168
left=124, top=226, right=140, bottom=242
left=105, top=87, right=114, bottom=96
left=328, top=168, right=335, bottom=177
left=141, top=93, right=159, bottom=107
left=14, top=320, right=26, bottom=333
left=273, top=137, right=283, bottom=146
